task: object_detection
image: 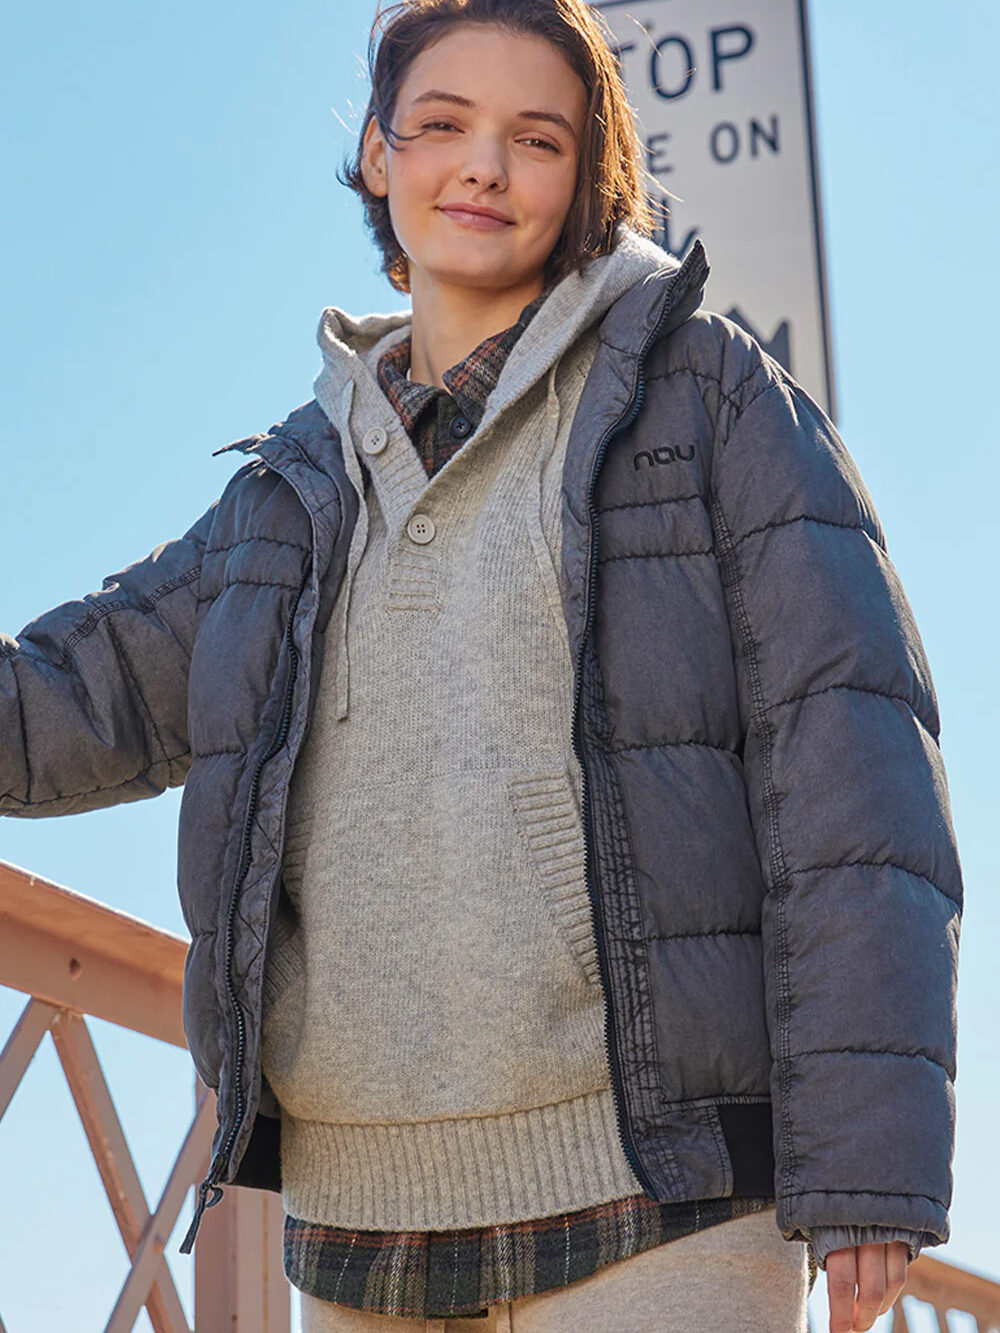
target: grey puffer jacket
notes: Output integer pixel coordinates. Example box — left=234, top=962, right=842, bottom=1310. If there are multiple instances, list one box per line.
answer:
left=0, top=240, right=962, bottom=1267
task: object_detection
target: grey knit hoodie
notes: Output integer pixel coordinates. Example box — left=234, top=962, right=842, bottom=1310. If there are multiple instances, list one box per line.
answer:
left=260, top=229, right=683, bottom=1231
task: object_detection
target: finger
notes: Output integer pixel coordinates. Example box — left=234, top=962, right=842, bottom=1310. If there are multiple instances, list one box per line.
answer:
left=826, top=1247, right=858, bottom=1333
left=853, top=1243, right=888, bottom=1331
left=879, top=1241, right=911, bottom=1315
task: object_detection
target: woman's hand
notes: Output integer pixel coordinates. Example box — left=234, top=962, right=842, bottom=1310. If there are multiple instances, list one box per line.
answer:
left=826, top=1241, right=910, bottom=1332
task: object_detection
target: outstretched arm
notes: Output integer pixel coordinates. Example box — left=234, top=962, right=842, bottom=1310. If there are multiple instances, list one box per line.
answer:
left=1, top=500, right=217, bottom=817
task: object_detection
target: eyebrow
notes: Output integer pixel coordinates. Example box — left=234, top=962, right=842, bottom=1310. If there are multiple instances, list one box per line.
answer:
left=409, top=89, right=578, bottom=140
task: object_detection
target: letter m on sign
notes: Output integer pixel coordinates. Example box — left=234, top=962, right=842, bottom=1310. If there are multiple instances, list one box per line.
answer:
left=724, top=306, right=792, bottom=376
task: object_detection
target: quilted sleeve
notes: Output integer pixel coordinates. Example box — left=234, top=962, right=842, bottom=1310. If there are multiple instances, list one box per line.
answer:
left=707, top=331, right=962, bottom=1259
left=0, top=500, right=217, bottom=818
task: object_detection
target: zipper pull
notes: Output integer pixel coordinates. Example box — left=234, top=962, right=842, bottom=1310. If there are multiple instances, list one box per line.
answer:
left=179, top=1175, right=225, bottom=1254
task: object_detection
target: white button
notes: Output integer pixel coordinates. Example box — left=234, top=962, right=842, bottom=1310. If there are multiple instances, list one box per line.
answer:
left=407, top=514, right=436, bottom=545
left=362, top=426, right=388, bottom=455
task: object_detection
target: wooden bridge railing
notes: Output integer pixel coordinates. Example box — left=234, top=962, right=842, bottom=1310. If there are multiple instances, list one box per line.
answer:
left=0, top=858, right=288, bottom=1333
left=3, top=856, right=998, bottom=1333
left=892, top=1253, right=1000, bottom=1332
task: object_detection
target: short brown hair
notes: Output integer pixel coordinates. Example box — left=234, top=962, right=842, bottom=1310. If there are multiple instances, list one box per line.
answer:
left=338, top=0, right=659, bottom=294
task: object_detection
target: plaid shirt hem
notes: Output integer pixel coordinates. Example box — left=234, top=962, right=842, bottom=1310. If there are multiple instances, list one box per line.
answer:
left=285, top=1194, right=788, bottom=1319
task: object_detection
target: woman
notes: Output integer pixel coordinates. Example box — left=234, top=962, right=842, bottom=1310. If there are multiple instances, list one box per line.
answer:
left=0, top=1, right=961, bottom=1330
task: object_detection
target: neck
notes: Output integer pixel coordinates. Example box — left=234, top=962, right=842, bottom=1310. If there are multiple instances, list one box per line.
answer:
left=407, top=267, right=545, bottom=389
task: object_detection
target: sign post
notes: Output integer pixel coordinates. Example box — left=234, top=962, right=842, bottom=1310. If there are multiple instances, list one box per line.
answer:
left=592, top=0, right=836, bottom=420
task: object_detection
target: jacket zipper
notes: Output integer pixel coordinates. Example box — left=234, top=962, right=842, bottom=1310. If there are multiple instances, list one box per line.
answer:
left=570, top=296, right=680, bottom=1199
left=180, top=561, right=310, bottom=1254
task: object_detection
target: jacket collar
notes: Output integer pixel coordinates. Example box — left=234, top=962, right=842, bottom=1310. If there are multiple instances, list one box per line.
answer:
left=599, top=235, right=709, bottom=355
left=213, top=231, right=711, bottom=473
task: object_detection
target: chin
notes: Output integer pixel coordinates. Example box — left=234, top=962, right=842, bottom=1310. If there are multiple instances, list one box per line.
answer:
left=419, top=252, right=522, bottom=290
left=437, top=262, right=520, bottom=289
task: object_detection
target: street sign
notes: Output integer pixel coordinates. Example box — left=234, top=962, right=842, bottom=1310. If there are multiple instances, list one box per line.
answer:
left=592, top=0, right=836, bottom=420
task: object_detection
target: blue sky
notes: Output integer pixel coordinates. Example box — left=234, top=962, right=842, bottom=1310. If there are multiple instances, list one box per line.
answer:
left=0, top=2, right=996, bottom=1328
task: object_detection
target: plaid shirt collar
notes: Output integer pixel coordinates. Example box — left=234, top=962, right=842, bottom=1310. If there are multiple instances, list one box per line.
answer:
left=377, top=287, right=550, bottom=438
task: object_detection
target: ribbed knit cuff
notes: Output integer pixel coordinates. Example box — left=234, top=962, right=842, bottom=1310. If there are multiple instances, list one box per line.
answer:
left=280, top=1085, right=643, bottom=1230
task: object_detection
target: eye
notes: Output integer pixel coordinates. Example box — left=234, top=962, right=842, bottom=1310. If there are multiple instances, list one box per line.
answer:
left=421, top=121, right=565, bottom=152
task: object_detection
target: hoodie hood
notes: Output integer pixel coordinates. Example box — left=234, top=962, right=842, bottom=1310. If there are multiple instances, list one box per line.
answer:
left=312, top=222, right=692, bottom=443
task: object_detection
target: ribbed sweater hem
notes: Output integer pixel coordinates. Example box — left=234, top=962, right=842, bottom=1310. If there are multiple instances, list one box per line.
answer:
left=279, top=1085, right=643, bottom=1230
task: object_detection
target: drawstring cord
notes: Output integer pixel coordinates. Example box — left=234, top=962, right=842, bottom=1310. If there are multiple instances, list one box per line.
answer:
left=525, top=364, right=570, bottom=656
left=333, top=380, right=369, bottom=722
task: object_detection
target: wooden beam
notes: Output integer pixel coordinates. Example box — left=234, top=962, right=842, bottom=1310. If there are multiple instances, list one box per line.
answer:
left=0, top=996, right=58, bottom=1119
left=104, top=1084, right=216, bottom=1333
left=195, top=1176, right=289, bottom=1333
left=903, top=1254, right=1000, bottom=1329
left=0, top=859, right=291, bottom=1330
left=51, top=1011, right=191, bottom=1333
left=0, top=859, right=186, bottom=1046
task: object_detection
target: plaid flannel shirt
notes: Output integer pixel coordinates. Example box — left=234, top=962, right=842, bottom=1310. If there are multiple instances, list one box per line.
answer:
left=282, top=287, right=788, bottom=1319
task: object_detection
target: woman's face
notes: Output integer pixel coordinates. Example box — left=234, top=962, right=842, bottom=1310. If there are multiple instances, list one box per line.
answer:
left=362, top=24, right=588, bottom=296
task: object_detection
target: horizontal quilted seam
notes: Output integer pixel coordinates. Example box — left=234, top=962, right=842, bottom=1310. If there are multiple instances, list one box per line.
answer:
left=786, top=858, right=960, bottom=909
left=789, top=1047, right=955, bottom=1080
left=764, top=682, right=940, bottom=747
left=597, top=547, right=713, bottom=564
left=3, top=751, right=189, bottom=809
left=646, top=929, right=760, bottom=941
left=608, top=739, right=736, bottom=755
left=648, top=327, right=770, bottom=399
left=730, top=513, right=880, bottom=550
left=28, top=565, right=203, bottom=675
left=641, top=365, right=748, bottom=419
left=657, top=1093, right=771, bottom=1114
left=205, top=537, right=311, bottom=557
left=196, top=577, right=303, bottom=605
left=784, top=1189, right=946, bottom=1203
left=598, top=492, right=703, bottom=514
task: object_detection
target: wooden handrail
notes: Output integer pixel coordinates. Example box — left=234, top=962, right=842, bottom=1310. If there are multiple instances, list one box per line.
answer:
left=0, top=857, right=287, bottom=1333
left=0, top=857, right=186, bottom=1046
left=895, top=1253, right=1000, bottom=1331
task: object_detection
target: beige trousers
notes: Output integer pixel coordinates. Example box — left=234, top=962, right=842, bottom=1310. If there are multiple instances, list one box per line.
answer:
left=299, top=1206, right=809, bottom=1332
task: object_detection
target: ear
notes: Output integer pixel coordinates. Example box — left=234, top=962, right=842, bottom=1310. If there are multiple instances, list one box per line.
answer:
left=361, top=116, right=389, bottom=198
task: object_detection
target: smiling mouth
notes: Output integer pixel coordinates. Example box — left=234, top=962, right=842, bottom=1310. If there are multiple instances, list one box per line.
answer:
left=438, top=207, right=513, bottom=231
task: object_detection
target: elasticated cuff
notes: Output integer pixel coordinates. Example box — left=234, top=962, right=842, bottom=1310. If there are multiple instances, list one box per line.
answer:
left=807, top=1225, right=926, bottom=1270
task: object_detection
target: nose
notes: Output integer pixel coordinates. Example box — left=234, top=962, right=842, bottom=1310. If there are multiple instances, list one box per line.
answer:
left=458, top=135, right=507, bottom=192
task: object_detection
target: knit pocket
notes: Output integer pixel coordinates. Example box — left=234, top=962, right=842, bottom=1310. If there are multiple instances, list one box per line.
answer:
left=261, top=889, right=306, bottom=1024
left=509, top=767, right=602, bottom=991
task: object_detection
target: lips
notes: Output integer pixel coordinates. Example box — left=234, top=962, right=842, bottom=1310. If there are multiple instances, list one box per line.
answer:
left=439, top=203, right=512, bottom=223
left=438, top=206, right=513, bottom=232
